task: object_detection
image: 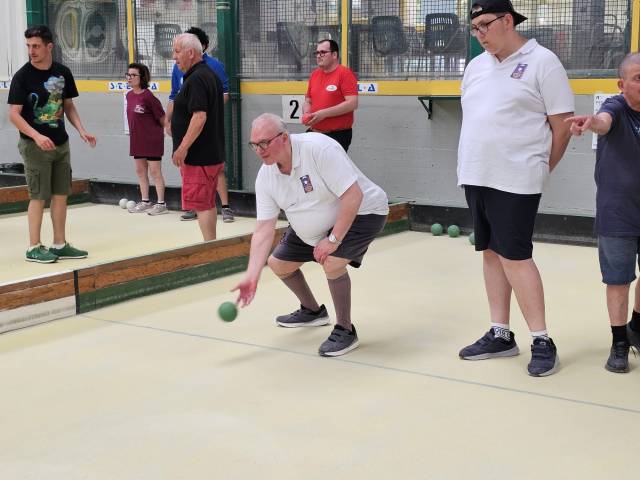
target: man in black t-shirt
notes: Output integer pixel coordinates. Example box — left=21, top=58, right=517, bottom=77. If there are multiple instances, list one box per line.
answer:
left=567, top=52, right=640, bottom=373
left=171, top=33, right=225, bottom=241
left=8, top=25, right=96, bottom=264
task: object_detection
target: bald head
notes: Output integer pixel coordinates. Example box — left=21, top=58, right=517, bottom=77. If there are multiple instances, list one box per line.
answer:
left=251, top=113, right=288, bottom=135
left=619, top=52, right=640, bottom=80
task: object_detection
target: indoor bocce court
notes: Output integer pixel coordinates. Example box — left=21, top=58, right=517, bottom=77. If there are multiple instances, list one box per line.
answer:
left=3, top=0, right=640, bottom=477
left=1, top=225, right=639, bottom=478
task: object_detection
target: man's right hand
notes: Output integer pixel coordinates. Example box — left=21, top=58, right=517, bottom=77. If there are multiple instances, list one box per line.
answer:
left=164, top=121, right=172, bottom=137
left=34, top=134, right=55, bottom=151
left=232, top=275, right=258, bottom=308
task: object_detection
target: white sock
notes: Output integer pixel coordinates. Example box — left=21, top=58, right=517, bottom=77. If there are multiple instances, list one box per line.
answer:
left=491, top=323, right=511, bottom=341
left=51, top=243, right=66, bottom=249
left=28, top=244, right=41, bottom=251
left=531, top=329, right=549, bottom=340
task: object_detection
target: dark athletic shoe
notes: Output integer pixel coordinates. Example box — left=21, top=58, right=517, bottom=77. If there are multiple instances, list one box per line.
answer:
left=276, top=304, right=330, bottom=327
left=459, top=329, right=519, bottom=360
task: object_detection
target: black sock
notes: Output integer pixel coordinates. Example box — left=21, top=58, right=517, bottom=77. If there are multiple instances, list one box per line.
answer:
left=612, top=325, right=628, bottom=344
left=630, top=311, right=640, bottom=332
left=221, top=204, right=229, bottom=209
left=156, top=201, right=165, bottom=204
left=142, top=199, right=150, bottom=203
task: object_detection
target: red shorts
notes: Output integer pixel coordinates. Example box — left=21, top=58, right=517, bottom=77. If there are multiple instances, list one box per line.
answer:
left=180, top=163, right=224, bottom=211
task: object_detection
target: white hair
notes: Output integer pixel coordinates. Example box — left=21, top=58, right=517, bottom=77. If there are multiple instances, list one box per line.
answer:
left=175, top=33, right=203, bottom=56
left=251, top=113, right=288, bottom=133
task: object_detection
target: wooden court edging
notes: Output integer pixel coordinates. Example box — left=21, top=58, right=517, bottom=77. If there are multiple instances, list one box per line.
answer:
left=0, top=179, right=91, bottom=215
left=0, top=203, right=410, bottom=332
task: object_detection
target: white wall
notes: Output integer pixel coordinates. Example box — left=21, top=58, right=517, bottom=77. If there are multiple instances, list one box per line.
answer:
left=0, top=0, right=27, bottom=81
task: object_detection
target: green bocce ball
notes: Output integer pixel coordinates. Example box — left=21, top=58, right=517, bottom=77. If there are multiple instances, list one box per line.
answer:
left=218, top=301, right=238, bottom=322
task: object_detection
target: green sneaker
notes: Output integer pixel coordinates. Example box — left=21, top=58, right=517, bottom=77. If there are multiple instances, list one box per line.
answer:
left=25, top=245, right=58, bottom=264
left=48, top=243, right=88, bottom=259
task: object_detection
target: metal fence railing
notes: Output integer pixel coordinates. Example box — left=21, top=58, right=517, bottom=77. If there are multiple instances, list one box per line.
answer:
left=133, top=0, right=218, bottom=79
left=239, top=0, right=341, bottom=79
left=48, top=0, right=129, bottom=79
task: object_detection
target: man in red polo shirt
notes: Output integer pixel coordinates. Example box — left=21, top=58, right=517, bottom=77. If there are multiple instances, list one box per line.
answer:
left=302, top=39, right=358, bottom=152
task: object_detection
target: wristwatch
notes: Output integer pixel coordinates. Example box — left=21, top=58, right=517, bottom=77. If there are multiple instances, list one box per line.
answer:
left=328, top=233, right=342, bottom=245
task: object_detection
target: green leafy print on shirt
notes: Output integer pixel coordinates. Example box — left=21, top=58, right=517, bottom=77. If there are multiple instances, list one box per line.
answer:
left=30, top=76, right=65, bottom=127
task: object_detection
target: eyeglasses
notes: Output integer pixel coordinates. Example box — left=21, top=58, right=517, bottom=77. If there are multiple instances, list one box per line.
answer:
left=314, top=50, right=333, bottom=57
left=125, top=73, right=140, bottom=78
left=248, top=131, right=285, bottom=151
left=470, top=14, right=506, bottom=36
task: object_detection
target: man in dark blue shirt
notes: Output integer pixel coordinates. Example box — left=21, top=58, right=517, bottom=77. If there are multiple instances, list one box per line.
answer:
left=566, top=52, right=640, bottom=373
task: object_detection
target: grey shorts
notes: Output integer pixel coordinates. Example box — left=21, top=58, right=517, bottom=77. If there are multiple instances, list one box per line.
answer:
left=18, top=138, right=71, bottom=200
left=598, top=235, right=640, bottom=285
left=272, top=214, right=387, bottom=268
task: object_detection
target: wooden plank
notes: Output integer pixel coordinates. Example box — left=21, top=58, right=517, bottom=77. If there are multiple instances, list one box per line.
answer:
left=0, top=179, right=89, bottom=205
left=0, top=274, right=75, bottom=311
left=77, top=228, right=287, bottom=294
left=387, top=202, right=409, bottom=223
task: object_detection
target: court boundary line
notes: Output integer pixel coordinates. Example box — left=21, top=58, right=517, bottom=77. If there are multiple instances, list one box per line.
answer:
left=86, top=315, right=640, bottom=416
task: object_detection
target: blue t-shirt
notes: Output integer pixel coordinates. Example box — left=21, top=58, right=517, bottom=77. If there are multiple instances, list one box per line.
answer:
left=595, top=94, right=640, bottom=236
left=169, top=53, right=228, bottom=101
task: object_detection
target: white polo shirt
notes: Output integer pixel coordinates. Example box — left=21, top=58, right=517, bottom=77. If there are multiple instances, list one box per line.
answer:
left=256, top=132, right=389, bottom=246
left=457, top=39, right=574, bottom=194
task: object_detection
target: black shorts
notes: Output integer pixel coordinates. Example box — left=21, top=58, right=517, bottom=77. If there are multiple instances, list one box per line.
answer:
left=464, top=185, right=541, bottom=261
left=272, top=214, right=386, bottom=268
left=133, top=156, right=162, bottom=161
left=307, top=128, right=352, bottom=152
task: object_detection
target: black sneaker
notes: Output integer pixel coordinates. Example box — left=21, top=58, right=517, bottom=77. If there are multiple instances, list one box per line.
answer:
left=627, top=323, right=640, bottom=352
left=180, top=210, right=197, bottom=221
left=276, top=304, right=330, bottom=327
left=528, top=337, right=559, bottom=377
left=459, top=329, right=519, bottom=360
left=319, top=324, right=359, bottom=357
left=605, top=341, right=630, bottom=373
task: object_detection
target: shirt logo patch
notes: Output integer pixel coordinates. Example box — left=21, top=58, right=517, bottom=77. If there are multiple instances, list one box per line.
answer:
left=134, top=104, right=145, bottom=114
left=511, top=63, right=528, bottom=79
left=300, top=175, right=314, bottom=193
left=326, top=84, right=338, bottom=92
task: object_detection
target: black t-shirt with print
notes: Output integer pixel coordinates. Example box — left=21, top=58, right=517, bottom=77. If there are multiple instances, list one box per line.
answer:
left=171, top=61, right=225, bottom=166
left=7, top=61, right=79, bottom=146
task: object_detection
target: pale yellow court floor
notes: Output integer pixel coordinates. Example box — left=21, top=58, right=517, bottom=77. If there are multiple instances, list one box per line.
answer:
left=0, top=231, right=638, bottom=479
left=0, top=203, right=286, bottom=284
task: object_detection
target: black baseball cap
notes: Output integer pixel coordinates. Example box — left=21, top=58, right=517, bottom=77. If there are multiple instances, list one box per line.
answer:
left=470, top=0, right=527, bottom=26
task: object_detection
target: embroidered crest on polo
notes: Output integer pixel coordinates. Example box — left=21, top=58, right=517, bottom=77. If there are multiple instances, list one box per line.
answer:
left=325, top=84, right=337, bottom=92
left=511, top=63, right=528, bottom=79
left=300, top=175, right=314, bottom=193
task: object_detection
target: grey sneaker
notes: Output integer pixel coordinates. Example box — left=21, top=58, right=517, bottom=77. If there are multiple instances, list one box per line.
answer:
left=222, top=207, right=235, bottom=223
left=147, top=203, right=168, bottom=216
left=129, top=201, right=153, bottom=213
left=276, top=304, right=330, bottom=327
left=181, top=210, right=197, bottom=221
left=527, top=337, right=559, bottom=377
left=319, top=324, right=359, bottom=357
left=627, top=323, right=640, bottom=352
left=605, top=341, right=630, bottom=373
left=25, top=245, right=58, bottom=264
left=459, top=329, right=519, bottom=360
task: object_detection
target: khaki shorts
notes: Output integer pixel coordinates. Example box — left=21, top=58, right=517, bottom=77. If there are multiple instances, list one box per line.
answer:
left=18, top=138, right=72, bottom=200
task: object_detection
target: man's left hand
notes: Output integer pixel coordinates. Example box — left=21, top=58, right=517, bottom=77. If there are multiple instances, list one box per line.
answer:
left=80, top=131, right=97, bottom=148
left=313, top=237, right=338, bottom=264
left=172, top=146, right=187, bottom=167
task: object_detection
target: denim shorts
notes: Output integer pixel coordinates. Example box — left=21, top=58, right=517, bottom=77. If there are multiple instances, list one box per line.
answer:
left=598, top=235, right=640, bottom=285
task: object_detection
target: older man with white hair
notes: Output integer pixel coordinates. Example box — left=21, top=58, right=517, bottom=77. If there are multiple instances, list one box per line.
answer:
left=171, top=33, right=225, bottom=241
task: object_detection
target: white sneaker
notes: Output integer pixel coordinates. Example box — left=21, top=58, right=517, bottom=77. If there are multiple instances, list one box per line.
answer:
left=147, top=203, right=168, bottom=216
left=129, top=202, right=153, bottom=213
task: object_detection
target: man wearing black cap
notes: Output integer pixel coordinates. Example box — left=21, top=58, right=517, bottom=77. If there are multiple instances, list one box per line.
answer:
left=457, top=0, right=574, bottom=376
